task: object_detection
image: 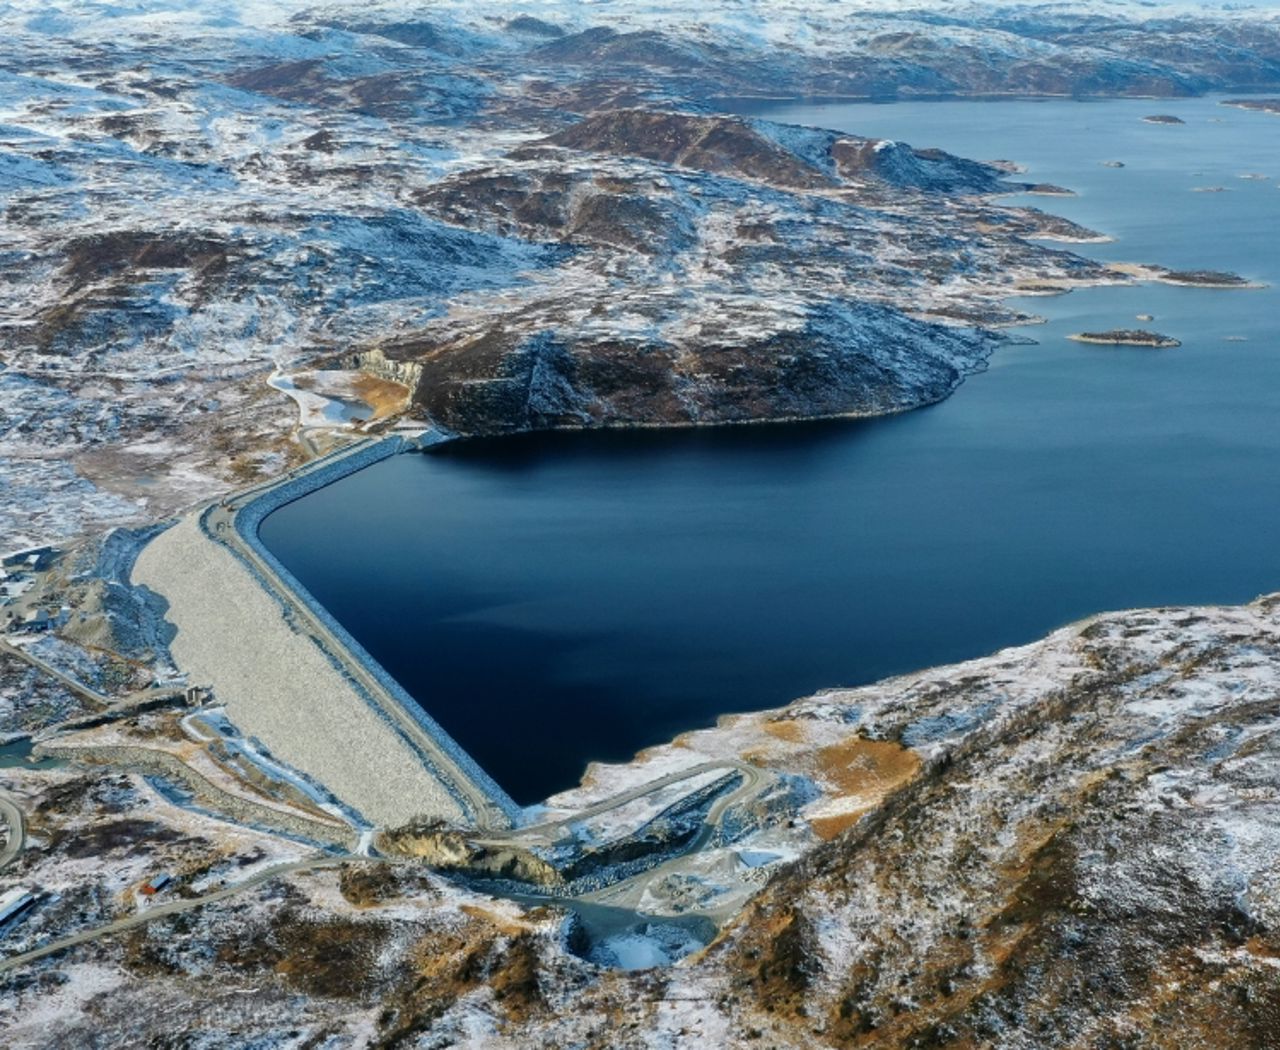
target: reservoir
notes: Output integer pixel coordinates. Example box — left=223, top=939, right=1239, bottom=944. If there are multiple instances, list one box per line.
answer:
left=259, top=96, right=1280, bottom=806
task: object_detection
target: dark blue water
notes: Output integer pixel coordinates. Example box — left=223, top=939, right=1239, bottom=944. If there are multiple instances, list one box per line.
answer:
left=260, top=96, right=1280, bottom=805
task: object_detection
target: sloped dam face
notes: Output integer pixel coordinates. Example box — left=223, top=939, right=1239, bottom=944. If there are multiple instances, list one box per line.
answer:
left=258, top=96, right=1280, bottom=805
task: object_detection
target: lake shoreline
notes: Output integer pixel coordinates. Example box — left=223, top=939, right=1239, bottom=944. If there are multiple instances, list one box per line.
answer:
left=150, top=93, right=1280, bottom=809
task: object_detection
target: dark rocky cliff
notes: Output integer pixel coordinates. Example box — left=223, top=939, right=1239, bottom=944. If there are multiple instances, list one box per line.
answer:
left=380, top=303, right=997, bottom=436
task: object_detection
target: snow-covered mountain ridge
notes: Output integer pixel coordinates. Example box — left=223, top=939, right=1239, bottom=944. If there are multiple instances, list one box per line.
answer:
left=8, top=0, right=1260, bottom=544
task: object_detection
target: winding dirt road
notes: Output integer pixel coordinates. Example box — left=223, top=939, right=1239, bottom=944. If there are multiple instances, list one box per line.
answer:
left=0, top=856, right=345, bottom=975
left=0, top=790, right=25, bottom=871
left=0, top=757, right=770, bottom=974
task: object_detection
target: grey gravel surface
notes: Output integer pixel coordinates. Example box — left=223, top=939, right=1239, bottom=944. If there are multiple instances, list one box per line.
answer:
left=132, top=514, right=467, bottom=827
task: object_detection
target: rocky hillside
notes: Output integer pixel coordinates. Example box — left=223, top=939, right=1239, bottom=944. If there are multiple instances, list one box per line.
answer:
left=710, top=599, right=1280, bottom=1047
left=367, top=106, right=1099, bottom=435
left=380, top=300, right=1003, bottom=436
left=2, top=1, right=1278, bottom=545
left=5, top=595, right=1280, bottom=1046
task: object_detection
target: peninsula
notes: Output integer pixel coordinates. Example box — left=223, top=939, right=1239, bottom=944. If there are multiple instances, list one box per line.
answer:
left=1222, top=98, right=1280, bottom=115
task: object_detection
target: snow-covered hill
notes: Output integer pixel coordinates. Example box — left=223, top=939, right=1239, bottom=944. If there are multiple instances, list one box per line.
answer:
left=2, top=0, right=1277, bottom=545
left=6, top=593, right=1280, bottom=1046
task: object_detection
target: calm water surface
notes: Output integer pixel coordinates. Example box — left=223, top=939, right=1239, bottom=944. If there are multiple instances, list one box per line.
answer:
left=261, top=96, right=1280, bottom=804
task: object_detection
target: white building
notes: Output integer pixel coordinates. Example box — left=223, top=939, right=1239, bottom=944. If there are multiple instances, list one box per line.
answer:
left=0, top=886, right=36, bottom=929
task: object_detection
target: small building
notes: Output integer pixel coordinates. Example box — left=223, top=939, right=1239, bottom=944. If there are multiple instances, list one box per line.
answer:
left=2, top=547, right=56, bottom=573
left=22, top=609, right=52, bottom=631
left=0, top=886, right=37, bottom=929
left=0, top=575, right=33, bottom=605
left=139, top=873, right=172, bottom=897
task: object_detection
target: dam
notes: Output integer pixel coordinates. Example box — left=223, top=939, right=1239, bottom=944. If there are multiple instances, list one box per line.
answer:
left=133, top=437, right=520, bottom=830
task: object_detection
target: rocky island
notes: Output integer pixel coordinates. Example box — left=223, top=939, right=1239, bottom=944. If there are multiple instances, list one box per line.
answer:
left=1143, top=114, right=1186, bottom=124
left=1222, top=98, right=1280, bottom=115
left=1068, top=329, right=1181, bottom=348
left=1161, top=268, right=1263, bottom=288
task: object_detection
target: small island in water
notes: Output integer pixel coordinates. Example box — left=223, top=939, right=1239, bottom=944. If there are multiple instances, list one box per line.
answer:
left=1107, top=263, right=1264, bottom=288
left=1068, top=329, right=1181, bottom=348
left=1143, top=114, right=1186, bottom=125
left=1161, top=268, right=1262, bottom=288
left=1222, top=98, right=1280, bottom=115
